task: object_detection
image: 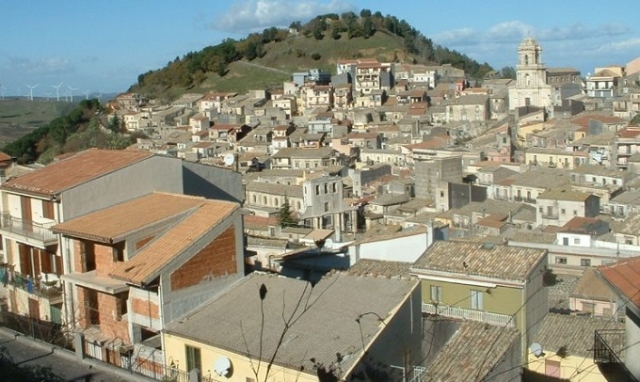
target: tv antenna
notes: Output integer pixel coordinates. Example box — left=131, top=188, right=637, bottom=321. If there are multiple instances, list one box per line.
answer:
left=52, top=83, right=63, bottom=101
left=26, top=84, right=39, bottom=101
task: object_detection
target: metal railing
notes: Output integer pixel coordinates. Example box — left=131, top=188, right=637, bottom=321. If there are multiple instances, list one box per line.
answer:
left=422, top=303, right=516, bottom=328
left=1, top=268, right=63, bottom=301
left=594, top=330, right=638, bottom=382
left=0, top=213, right=57, bottom=243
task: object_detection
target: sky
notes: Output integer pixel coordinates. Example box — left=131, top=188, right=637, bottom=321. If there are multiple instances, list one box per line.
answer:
left=2, top=0, right=640, bottom=98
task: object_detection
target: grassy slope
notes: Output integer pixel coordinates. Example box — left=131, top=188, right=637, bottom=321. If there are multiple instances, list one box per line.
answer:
left=0, top=99, right=76, bottom=146
left=140, top=30, right=413, bottom=97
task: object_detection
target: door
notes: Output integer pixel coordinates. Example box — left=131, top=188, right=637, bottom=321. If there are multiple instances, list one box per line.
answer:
left=20, top=196, right=33, bottom=232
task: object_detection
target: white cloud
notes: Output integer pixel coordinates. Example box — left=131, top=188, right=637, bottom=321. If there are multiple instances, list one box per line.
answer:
left=485, top=21, right=532, bottom=43
left=215, top=0, right=354, bottom=32
left=6, top=56, right=74, bottom=75
left=432, top=28, right=478, bottom=46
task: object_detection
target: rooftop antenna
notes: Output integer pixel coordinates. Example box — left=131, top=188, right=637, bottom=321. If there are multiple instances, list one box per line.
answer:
left=67, top=84, right=77, bottom=102
left=51, top=83, right=63, bottom=102
left=26, top=84, right=39, bottom=101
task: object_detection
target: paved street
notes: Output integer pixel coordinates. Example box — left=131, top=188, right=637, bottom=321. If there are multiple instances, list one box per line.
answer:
left=0, top=328, right=140, bottom=382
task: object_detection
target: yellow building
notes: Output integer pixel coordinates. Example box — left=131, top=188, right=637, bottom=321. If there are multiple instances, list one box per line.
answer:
left=411, top=241, right=548, bottom=364
left=163, top=272, right=421, bottom=381
left=528, top=313, right=624, bottom=381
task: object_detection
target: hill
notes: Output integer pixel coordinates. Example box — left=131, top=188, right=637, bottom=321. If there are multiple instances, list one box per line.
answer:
left=130, top=10, right=493, bottom=100
left=0, top=99, right=77, bottom=147
left=2, top=99, right=141, bottom=164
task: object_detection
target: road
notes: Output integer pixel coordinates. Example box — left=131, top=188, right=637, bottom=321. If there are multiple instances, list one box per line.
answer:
left=235, top=60, right=291, bottom=75
left=0, top=328, right=141, bottom=382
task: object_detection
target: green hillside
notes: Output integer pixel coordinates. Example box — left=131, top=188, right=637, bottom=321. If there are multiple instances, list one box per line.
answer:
left=130, top=11, right=493, bottom=100
left=0, top=99, right=77, bottom=147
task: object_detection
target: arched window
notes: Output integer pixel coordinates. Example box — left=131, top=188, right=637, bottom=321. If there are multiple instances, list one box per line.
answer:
left=524, top=55, right=529, bottom=65
left=525, top=74, right=531, bottom=87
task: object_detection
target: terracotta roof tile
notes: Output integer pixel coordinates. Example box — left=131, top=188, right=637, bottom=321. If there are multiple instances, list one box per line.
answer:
left=412, top=241, right=547, bottom=283
left=425, top=319, right=520, bottom=381
left=533, top=313, right=624, bottom=358
left=51, top=193, right=205, bottom=243
left=1, top=148, right=153, bottom=196
left=598, top=256, right=640, bottom=308
left=572, top=268, right=618, bottom=301
left=110, top=200, right=239, bottom=285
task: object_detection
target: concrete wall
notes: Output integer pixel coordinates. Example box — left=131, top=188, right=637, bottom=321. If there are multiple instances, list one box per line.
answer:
left=349, top=231, right=430, bottom=265
left=181, top=161, right=243, bottom=204
left=626, top=306, right=640, bottom=380
left=62, top=156, right=182, bottom=220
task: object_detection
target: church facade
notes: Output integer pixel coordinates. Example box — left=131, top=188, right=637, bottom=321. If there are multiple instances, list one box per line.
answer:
left=508, top=37, right=553, bottom=110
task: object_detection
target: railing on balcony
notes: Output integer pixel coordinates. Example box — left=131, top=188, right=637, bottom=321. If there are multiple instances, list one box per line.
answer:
left=594, top=329, right=638, bottom=382
left=0, top=267, right=63, bottom=301
left=0, top=213, right=57, bottom=243
left=422, top=303, right=515, bottom=328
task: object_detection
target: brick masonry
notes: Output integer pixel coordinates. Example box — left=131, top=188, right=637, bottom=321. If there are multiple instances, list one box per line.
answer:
left=76, top=285, right=131, bottom=344
left=170, top=225, right=237, bottom=291
left=131, top=297, right=159, bottom=320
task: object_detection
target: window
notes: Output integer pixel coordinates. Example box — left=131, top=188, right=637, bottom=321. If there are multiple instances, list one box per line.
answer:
left=316, top=185, right=320, bottom=195
left=561, top=208, right=566, bottom=215
left=470, top=290, right=483, bottom=310
left=185, top=345, right=202, bottom=372
left=42, top=200, right=55, bottom=220
left=332, top=183, right=337, bottom=193
left=556, top=257, right=567, bottom=265
left=581, top=259, right=591, bottom=267
left=574, top=238, right=580, bottom=245
left=324, top=183, right=328, bottom=194
left=430, top=285, right=442, bottom=302
left=573, top=210, right=577, bottom=216
left=324, top=202, right=329, bottom=212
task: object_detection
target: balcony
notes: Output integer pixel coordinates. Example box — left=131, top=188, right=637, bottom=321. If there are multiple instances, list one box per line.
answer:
left=1, top=267, right=63, bottom=302
left=594, top=330, right=639, bottom=382
left=422, top=303, right=516, bottom=328
left=0, top=213, right=57, bottom=245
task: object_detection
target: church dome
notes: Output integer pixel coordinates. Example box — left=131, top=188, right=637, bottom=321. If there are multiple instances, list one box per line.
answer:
left=519, top=36, right=539, bottom=47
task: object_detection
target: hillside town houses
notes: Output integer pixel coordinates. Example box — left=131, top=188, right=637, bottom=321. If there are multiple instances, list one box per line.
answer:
left=2, top=37, right=640, bottom=381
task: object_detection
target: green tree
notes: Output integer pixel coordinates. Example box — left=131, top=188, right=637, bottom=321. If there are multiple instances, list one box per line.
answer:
left=331, top=26, right=341, bottom=40
left=362, top=17, right=375, bottom=39
left=277, top=196, right=297, bottom=228
left=500, top=66, right=517, bottom=79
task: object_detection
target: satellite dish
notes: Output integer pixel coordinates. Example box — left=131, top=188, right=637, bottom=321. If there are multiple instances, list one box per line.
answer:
left=223, top=153, right=235, bottom=166
left=530, top=343, right=544, bottom=357
left=324, top=238, right=334, bottom=249
left=214, top=356, right=232, bottom=377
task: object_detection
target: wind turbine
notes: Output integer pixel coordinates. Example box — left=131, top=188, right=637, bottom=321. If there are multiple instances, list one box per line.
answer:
left=0, top=84, right=4, bottom=100
left=45, top=91, right=52, bottom=101
left=26, top=84, right=39, bottom=101
left=67, top=84, right=77, bottom=102
left=52, top=83, right=63, bottom=102
left=84, top=90, right=90, bottom=100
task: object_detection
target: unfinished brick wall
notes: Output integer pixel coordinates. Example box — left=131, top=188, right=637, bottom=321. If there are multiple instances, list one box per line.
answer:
left=71, top=239, right=123, bottom=277
left=96, top=292, right=130, bottom=343
left=131, top=297, right=159, bottom=320
left=170, top=225, right=237, bottom=291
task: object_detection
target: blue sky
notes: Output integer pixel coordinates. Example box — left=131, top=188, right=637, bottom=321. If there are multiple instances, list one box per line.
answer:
left=2, top=0, right=639, bottom=98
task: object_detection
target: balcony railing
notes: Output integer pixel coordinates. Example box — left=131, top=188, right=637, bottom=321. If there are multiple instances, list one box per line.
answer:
left=422, top=303, right=516, bottom=328
left=0, top=267, right=63, bottom=301
left=594, top=329, right=638, bottom=382
left=0, top=213, right=57, bottom=243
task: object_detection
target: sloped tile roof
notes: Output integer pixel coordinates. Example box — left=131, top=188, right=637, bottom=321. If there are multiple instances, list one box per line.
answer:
left=51, top=193, right=205, bottom=243
left=348, top=259, right=413, bottom=278
left=571, top=268, right=618, bottom=301
left=598, top=256, right=640, bottom=309
left=425, top=319, right=519, bottom=381
left=1, top=148, right=153, bottom=196
left=109, top=200, right=238, bottom=285
left=532, top=313, right=624, bottom=358
left=412, top=241, right=547, bottom=283
left=164, top=272, right=417, bottom=378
